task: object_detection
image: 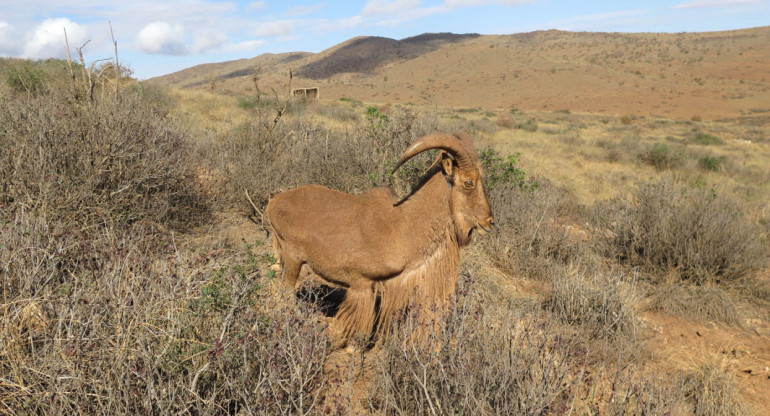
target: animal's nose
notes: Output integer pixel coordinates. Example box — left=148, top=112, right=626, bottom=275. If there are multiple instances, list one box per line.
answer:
left=478, top=216, right=495, bottom=233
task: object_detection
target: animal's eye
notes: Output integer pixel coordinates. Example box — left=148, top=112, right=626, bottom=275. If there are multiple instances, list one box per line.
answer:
left=464, top=180, right=474, bottom=189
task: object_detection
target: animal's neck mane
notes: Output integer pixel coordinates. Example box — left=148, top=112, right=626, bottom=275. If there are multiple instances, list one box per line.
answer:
left=377, top=175, right=461, bottom=335
left=396, top=168, right=474, bottom=248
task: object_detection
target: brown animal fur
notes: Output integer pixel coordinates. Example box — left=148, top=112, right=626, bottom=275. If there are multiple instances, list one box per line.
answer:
left=266, top=132, right=494, bottom=344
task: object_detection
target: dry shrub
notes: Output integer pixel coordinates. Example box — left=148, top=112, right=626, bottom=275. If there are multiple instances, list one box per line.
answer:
left=1, top=71, right=331, bottom=413
left=574, top=364, right=693, bottom=415
left=0, top=223, right=330, bottom=414
left=0, top=84, right=207, bottom=230
left=497, top=115, right=515, bottom=128
left=649, top=283, right=741, bottom=326
left=215, top=104, right=451, bottom=210
left=544, top=267, right=639, bottom=342
left=682, top=359, right=753, bottom=416
left=367, top=269, right=691, bottom=415
left=595, top=179, right=766, bottom=284
left=369, top=273, right=583, bottom=415
left=481, top=176, right=592, bottom=280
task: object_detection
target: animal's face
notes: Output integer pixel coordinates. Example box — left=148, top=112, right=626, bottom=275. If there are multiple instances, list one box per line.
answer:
left=445, top=157, right=495, bottom=246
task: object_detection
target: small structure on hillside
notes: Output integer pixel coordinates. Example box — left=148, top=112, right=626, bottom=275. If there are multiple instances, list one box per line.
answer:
left=291, top=87, right=320, bottom=99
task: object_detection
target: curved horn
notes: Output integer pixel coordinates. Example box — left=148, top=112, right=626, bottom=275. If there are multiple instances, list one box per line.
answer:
left=393, top=133, right=476, bottom=173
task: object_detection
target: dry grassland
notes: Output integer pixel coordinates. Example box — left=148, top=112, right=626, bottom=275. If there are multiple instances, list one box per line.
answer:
left=2, top=56, right=769, bottom=415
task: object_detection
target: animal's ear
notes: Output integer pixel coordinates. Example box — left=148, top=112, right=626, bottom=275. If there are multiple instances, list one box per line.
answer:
left=441, top=152, right=454, bottom=177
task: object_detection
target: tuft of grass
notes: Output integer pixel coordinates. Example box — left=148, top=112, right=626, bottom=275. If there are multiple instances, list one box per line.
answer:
left=516, top=117, right=539, bottom=132
left=683, top=358, right=753, bottom=416
left=650, top=283, right=742, bottom=326
left=545, top=268, right=639, bottom=341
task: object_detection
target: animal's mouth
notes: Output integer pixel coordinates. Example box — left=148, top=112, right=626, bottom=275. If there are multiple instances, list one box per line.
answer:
left=476, top=223, right=493, bottom=236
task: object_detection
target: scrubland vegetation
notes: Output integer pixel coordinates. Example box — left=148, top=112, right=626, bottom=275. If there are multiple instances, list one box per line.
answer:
left=1, top=58, right=768, bottom=414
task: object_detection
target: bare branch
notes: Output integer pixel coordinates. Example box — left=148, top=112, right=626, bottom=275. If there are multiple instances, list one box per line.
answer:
left=110, top=21, right=119, bottom=94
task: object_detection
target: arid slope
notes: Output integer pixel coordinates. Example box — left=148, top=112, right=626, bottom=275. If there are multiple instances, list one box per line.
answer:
left=151, top=27, right=770, bottom=120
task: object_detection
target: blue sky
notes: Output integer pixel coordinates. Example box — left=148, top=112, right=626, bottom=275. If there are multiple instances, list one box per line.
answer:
left=1, top=0, right=768, bottom=79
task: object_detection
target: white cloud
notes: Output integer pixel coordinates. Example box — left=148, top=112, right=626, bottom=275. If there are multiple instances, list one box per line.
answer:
left=254, top=20, right=296, bottom=37
left=375, top=6, right=444, bottom=26
left=0, top=21, right=22, bottom=55
left=315, top=15, right=364, bottom=32
left=286, top=4, right=326, bottom=16
left=216, top=39, right=266, bottom=54
left=246, top=1, right=267, bottom=11
left=192, top=28, right=228, bottom=53
left=363, top=0, right=421, bottom=16
left=23, top=18, right=88, bottom=59
left=133, top=21, right=187, bottom=55
left=444, top=0, right=532, bottom=8
left=362, top=0, right=532, bottom=26
left=672, top=0, right=759, bottom=9
left=516, top=8, right=652, bottom=32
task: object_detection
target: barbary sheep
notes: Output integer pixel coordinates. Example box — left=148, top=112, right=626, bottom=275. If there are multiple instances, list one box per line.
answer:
left=266, top=132, right=494, bottom=343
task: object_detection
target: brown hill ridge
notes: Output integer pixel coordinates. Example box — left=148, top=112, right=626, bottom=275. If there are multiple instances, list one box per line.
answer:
left=151, top=27, right=770, bottom=120
left=296, top=33, right=480, bottom=79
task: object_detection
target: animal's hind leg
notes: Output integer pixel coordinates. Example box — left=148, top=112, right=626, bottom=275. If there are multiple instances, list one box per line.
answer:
left=281, top=253, right=302, bottom=289
left=269, top=234, right=283, bottom=271
left=271, top=235, right=301, bottom=288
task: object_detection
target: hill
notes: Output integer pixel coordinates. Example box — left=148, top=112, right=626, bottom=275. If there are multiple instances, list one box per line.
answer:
left=150, top=27, right=770, bottom=120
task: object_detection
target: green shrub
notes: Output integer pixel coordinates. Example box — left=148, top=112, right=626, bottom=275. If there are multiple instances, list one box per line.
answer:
left=690, top=132, right=723, bottom=145
left=516, top=117, right=539, bottom=132
left=2, top=60, right=49, bottom=93
left=642, top=143, right=683, bottom=170
left=478, top=147, right=534, bottom=191
left=237, top=96, right=258, bottom=109
left=698, top=155, right=726, bottom=171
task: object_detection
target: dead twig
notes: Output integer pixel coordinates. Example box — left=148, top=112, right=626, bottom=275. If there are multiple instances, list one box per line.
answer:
left=245, top=189, right=269, bottom=231
left=110, top=21, right=120, bottom=94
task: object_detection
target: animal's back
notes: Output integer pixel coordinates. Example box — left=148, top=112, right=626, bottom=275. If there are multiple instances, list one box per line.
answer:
left=267, top=184, right=406, bottom=283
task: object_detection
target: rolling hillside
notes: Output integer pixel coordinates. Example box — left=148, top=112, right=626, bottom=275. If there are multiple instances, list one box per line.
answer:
left=151, top=27, right=770, bottom=121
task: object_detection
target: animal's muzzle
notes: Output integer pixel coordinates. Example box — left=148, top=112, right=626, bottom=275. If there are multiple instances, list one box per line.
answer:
left=476, top=217, right=495, bottom=235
